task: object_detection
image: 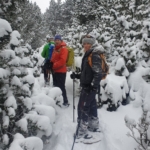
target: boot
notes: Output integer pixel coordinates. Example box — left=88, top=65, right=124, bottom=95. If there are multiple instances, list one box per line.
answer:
left=76, top=120, right=92, bottom=143
left=88, top=117, right=101, bottom=132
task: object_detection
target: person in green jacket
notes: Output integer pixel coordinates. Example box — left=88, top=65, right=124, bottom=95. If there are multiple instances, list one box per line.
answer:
left=41, top=36, right=55, bottom=86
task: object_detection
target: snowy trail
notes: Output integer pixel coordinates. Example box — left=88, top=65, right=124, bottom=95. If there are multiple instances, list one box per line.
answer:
left=41, top=72, right=140, bottom=150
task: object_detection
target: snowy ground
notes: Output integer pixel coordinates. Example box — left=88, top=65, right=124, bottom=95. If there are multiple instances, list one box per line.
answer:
left=34, top=71, right=141, bottom=150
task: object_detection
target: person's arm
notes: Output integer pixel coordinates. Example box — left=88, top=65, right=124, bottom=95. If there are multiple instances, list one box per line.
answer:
left=91, top=52, right=103, bottom=89
left=41, top=45, right=47, bottom=58
left=53, top=47, right=68, bottom=70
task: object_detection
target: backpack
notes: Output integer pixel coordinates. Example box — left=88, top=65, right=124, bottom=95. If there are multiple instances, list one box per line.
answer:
left=88, top=53, right=109, bottom=80
left=66, top=46, right=74, bottom=67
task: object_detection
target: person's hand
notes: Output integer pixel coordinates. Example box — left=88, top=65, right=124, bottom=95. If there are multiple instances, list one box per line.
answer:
left=91, top=86, right=97, bottom=92
left=49, top=62, right=53, bottom=70
left=70, top=72, right=76, bottom=79
left=83, top=86, right=91, bottom=94
left=83, top=86, right=97, bottom=94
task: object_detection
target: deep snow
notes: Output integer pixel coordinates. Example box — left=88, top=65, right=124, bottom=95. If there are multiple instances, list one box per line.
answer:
left=41, top=72, right=141, bottom=150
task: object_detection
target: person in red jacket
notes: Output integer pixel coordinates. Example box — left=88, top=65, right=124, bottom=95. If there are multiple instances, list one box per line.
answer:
left=51, top=35, right=69, bottom=107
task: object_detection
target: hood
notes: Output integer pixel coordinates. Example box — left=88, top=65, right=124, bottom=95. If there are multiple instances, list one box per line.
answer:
left=84, top=42, right=105, bottom=57
left=60, top=41, right=67, bottom=47
left=55, top=41, right=67, bottom=49
left=91, top=42, right=105, bottom=54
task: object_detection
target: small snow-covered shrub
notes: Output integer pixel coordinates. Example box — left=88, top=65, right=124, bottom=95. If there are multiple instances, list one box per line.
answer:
left=125, top=63, right=150, bottom=150
left=125, top=101, right=150, bottom=150
left=100, top=74, right=129, bottom=111
left=48, top=87, right=63, bottom=106
left=9, top=133, right=43, bottom=150
left=31, top=93, right=56, bottom=108
left=32, top=105, right=56, bottom=124
left=25, top=114, right=52, bottom=138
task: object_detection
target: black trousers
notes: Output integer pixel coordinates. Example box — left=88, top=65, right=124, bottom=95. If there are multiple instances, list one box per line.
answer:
left=78, top=89, right=97, bottom=123
left=53, top=72, right=68, bottom=104
left=44, top=68, right=48, bottom=82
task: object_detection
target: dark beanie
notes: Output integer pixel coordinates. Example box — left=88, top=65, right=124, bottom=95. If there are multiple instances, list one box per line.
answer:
left=54, top=35, right=62, bottom=41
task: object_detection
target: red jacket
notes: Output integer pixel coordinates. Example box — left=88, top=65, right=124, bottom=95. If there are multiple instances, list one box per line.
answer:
left=51, top=41, right=68, bottom=73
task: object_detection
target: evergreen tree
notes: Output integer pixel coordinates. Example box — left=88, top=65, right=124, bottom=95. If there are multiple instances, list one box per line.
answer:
left=0, top=0, right=44, bottom=49
left=0, top=0, right=25, bottom=30
left=0, top=26, right=34, bottom=149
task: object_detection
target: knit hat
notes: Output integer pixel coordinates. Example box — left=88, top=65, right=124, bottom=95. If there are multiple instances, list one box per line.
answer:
left=54, top=35, right=62, bottom=41
left=82, top=31, right=96, bottom=45
left=82, top=34, right=96, bottom=45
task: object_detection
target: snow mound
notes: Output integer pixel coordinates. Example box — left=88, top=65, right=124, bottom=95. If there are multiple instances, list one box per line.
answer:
left=47, top=87, right=63, bottom=104
left=22, top=74, right=35, bottom=85
left=4, top=95, right=17, bottom=109
left=0, top=49, right=15, bottom=60
left=0, top=18, right=12, bottom=38
left=10, top=30, right=21, bottom=46
left=31, top=93, right=55, bottom=108
left=25, top=114, right=52, bottom=137
left=101, top=74, right=129, bottom=104
left=9, top=133, right=43, bottom=150
left=0, top=68, right=10, bottom=80
left=32, top=105, right=56, bottom=124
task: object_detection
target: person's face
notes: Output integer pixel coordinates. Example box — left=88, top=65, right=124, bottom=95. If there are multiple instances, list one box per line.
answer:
left=83, top=43, right=92, bottom=52
left=55, top=39, right=62, bottom=45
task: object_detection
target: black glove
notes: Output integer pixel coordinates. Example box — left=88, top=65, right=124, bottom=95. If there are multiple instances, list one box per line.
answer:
left=49, top=62, right=53, bottom=70
left=70, top=72, right=80, bottom=80
left=44, top=61, right=53, bottom=71
left=83, top=86, right=97, bottom=94
left=70, top=72, right=76, bottom=79
left=91, top=86, right=97, bottom=92
left=83, top=86, right=91, bottom=94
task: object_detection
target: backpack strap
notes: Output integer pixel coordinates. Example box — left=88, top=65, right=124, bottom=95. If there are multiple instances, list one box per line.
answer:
left=88, top=53, right=93, bottom=67
left=87, top=50, right=100, bottom=67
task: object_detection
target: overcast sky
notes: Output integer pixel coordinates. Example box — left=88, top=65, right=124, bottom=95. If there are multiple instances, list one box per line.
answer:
left=30, top=0, right=65, bottom=13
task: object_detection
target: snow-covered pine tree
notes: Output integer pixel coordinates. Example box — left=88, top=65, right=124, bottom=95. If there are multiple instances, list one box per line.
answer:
left=0, top=0, right=44, bottom=49
left=43, top=0, right=62, bottom=36
left=0, top=18, right=12, bottom=149
left=43, top=0, right=73, bottom=36
left=18, top=1, right=44, bottom=49
left=0, top=0, right=25, bottom=30
left=0, top=25, right=34, bottom=149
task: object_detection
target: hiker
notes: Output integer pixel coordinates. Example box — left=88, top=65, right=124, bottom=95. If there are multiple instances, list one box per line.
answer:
left=50, top=35, right=69, bottom=107
left=70, top=33, right=104, bottom=141
left=41, top=35, right=55, bottom=86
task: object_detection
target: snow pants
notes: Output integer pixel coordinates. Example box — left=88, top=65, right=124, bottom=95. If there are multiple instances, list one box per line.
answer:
left=78, top=89, right=98, bottom=123
left=53, top=72, right=68, bottom=104
left=44, top=68, right=48, bottom=82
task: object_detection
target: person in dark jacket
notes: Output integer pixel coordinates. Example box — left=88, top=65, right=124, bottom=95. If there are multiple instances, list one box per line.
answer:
left=70, top=33, right=104, bottom=141
left=41, top=35, right=54, bottom=86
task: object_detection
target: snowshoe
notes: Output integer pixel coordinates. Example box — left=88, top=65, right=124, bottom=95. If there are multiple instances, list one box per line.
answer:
left=75, top=134, right=93, bottom=143
left=75, top=133, right=101, bottom=144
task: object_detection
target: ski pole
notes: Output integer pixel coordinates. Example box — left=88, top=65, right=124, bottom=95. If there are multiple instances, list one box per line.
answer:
left=71, top=119, right=80, bottom=150
left=71, top=101, right=85, bottom=150
left=73, top=76, right=75, bottom=123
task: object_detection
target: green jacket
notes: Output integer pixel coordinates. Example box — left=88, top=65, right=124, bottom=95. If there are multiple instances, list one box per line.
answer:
left=41, top=41, right=55, bottom=59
